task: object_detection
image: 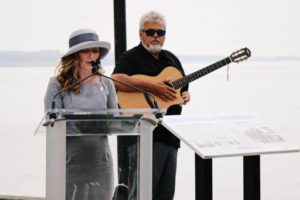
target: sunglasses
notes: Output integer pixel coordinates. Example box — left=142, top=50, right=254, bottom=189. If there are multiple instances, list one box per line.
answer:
left=142, top=29, right=166, bottom=37
left=80, top=48, right=100, bottom=54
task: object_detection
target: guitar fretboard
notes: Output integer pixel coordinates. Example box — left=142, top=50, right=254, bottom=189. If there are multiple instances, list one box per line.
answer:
left=172, top=57, right=231, bottom=89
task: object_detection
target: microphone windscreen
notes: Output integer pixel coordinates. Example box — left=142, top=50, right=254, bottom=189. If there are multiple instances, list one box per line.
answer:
left=91, top=60, right=101, bottom=73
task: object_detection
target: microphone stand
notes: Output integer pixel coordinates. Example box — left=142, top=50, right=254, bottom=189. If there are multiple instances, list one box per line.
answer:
left=48, top=60, right=164, bottom=125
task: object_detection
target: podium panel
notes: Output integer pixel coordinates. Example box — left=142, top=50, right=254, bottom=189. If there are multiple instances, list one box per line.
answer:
left=39, top=109, right=164, bottom=200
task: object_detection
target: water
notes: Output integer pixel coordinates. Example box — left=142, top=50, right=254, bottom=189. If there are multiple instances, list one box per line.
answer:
left=0, top=61, right=299, bottom=199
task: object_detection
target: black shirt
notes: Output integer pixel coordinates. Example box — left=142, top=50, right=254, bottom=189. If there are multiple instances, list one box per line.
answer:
left=113, top=43, right=188, bottom=148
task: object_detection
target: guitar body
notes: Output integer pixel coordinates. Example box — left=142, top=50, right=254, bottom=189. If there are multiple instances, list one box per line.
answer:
left=117, top=66, right=185, bottom=109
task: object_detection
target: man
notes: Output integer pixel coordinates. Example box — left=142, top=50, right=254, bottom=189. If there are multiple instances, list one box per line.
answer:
left=112, top=11, right=190, bottom=200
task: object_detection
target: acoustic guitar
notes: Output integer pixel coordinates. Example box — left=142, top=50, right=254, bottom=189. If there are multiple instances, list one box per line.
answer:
left=117, top=47, right=251, bottom=109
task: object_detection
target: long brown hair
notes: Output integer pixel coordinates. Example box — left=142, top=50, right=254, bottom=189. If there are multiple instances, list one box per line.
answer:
left=55, top=53, right=81, bottom=94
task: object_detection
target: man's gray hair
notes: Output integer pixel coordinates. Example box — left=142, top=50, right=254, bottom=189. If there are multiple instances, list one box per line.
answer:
left=139, top=11, right=166, bottom=30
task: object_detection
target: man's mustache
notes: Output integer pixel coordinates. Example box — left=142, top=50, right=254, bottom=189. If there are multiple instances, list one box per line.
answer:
left=151, top=39, right=160, bottom=43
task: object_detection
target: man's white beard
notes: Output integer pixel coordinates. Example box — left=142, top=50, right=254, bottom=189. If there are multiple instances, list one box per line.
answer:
left=142, top=42, right=162, bottom=53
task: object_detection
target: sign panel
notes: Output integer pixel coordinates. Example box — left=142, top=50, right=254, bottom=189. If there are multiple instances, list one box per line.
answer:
left=162, top=113, right=300, bottom=158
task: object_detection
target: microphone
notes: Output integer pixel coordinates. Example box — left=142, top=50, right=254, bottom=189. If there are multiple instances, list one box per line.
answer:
left=91, top=59, right=101, bottom=73
left=90, top=60, right=163, bottom=119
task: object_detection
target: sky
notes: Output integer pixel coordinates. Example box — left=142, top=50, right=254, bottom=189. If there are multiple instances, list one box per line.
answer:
left=1, top=0, right=300, bottom=57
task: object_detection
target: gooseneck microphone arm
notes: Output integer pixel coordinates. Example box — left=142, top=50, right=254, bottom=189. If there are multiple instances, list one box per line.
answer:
left=100, top=73, right=158, bottom=108
left=91, top=61, right=159, bottom=109
left=91, top=61, right=163, bottom=119
left=49, top=69, right=99, bottom=120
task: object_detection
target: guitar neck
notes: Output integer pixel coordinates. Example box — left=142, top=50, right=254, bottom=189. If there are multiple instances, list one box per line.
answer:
left=172, top=57, right=232, bottom=89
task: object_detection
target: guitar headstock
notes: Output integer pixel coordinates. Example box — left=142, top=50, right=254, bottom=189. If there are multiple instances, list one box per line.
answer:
left=230, top=47, right=251, bottom=63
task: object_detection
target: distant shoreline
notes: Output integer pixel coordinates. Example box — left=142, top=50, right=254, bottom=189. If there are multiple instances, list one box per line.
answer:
left=1, top=50, right=300, bottom=67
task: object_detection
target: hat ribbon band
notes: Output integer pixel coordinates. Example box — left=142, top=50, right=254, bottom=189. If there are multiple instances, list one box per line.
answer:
left=69, top=33, right=99, bottom=48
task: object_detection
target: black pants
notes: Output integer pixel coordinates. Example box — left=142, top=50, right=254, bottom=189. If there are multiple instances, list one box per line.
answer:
left=127, top=142, right=178, bottom=200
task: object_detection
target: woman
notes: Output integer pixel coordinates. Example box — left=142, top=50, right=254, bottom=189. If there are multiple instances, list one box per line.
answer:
left=44, top=28, right=118, bottom=200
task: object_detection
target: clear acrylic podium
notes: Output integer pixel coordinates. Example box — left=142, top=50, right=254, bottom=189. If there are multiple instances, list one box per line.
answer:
left=40, top=108, right=164, bottom=200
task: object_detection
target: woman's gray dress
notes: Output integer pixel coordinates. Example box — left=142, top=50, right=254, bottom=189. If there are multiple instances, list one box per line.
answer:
left=44, top=76, right=118, bottom=200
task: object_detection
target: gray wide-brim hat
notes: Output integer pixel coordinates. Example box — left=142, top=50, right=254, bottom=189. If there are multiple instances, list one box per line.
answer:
left=62, top=28, right=111, bottom=59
